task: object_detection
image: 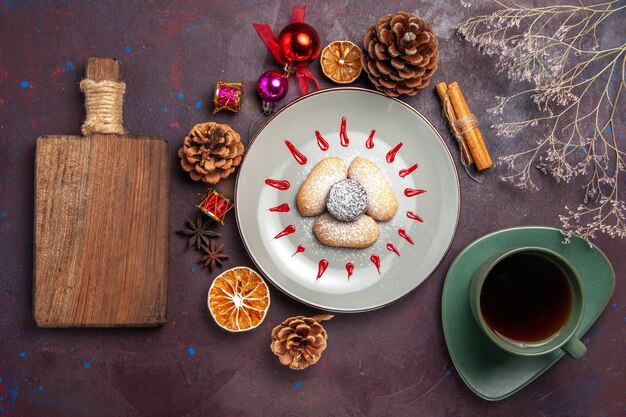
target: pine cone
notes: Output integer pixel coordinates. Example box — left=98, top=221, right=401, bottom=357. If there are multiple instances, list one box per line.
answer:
left=361, top=11, right=438, bottom=97
left=270, top=314, right=334, bottom=370
left=178, top=122, right=245, bottom=184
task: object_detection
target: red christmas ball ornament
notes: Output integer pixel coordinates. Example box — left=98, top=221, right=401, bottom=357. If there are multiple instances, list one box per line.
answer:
left=278, top=22, right=321, bottom=68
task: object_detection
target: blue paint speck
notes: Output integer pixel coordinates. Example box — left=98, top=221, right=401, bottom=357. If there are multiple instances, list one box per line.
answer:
left=187, top=347, right=196, bottom=357
left=195, top=100, right=203, bottom=109
left=65, top=61, right=75, bottom=71
left=186, top=19, right=201, bottom=28
left=605, top=124, right=612, bottom=133
left=0, top=377, right=3, bottom=382
left=20, top=81, right=29, bottom=89
left=69, top=347, right=75, bottom=352
left=162, top=106, right=168, bottom=113
left=8, top=382, right=19, bottom=407
left=124, top=45, right=131, bottom=53
left=91, top=356, right=96, bottom=360
left=35, top=96, right=40, bottom=101
left=177, top=92, right=184, bottom=100
left=0, top=210, right=8, bottom=218
left=83, top=361, right=91, bottom=369
left=445, top=369, right=452, bottom=377
left=191, top=267, right=196, bottom=273
left=36, top=27, right=41, bottom=33
left=37, top=385, right=43, bottom=391
left=19, top=352, right=25, bottom=358
left=294, top=381, right=302, bottom=390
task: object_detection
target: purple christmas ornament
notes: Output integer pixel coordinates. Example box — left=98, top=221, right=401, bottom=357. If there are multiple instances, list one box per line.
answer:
left=257, top=70, right=289, bottom=114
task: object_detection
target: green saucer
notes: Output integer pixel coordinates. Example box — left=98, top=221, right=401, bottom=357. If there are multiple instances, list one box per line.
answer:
left=442, top=227, right=615, bottom=401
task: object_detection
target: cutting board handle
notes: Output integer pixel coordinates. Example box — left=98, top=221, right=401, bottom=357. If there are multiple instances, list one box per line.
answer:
left=81, top=57, right=125, bottom=135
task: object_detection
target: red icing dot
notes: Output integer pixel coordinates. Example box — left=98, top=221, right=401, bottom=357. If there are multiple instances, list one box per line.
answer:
left=370, top=255, right=381, bottom=274
left=365, top=129, right=375, bottom=149
left=387, top=243, right=400, bottom=256
left=340, top=117, right=349, bottom=147
left=399, top=163, right=418, bottom=178
left=291, top=245, right=305, bottom=257
left=284, top=139, right=307, bottom=165
left=316, top=259, right=329, bottom=280
left=398, top=229, right=414, bottom=245
left=404, top=188, right=426, bottom=197
left=265, top=179, right=290, bottom=190
left=346, top=262, right=354, bottom=280
left=386, top=142, right=403, bottom=163
left=274, top=225, right=295, bottom=239
left=315, top=131, right=329, bottom=151
left=269, top=203, right=290, bottom=212
left=407, top=211, right=424, bottom=222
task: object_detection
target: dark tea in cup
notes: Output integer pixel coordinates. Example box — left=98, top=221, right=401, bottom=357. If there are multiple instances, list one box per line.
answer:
left=479, top=252, right=573, bottom=344
left=469, top=247, right=586, bottom=358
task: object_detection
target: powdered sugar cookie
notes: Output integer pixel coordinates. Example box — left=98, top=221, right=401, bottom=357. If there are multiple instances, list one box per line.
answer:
left=313, top=213, right=380, bottom=248
left=297, top=157, right=348, bottom=216
left=348, top=157, right=397, bottom=221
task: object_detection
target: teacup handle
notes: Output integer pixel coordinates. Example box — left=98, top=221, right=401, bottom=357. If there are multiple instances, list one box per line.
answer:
left=562, top=337, right=587, bottom=359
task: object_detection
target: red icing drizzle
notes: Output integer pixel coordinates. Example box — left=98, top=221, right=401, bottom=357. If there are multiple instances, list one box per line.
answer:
left=339, top=117, right=349, bottom=147
left=399, top=163, right=418, bottom=178
left=365, top=129, right=375, bottom=149
left=387, top=243, right=400, bottom=256
left=269, top=203, right=290, bottom=212
left=405, top=188, right=427, bottom=197
left=346, top=262, right=354, bottom=280
left=407, top=211, right=424, bottom=222
left=398, top=229, right=414, bottom=245
left=370, top=255, right=381, bottom=274
left=291, top=245, right=305, bottom=257
left=386, top=142, right=403, bottom=163
left=265, top=179, right=290, bottom=190
left=274, top=225, right=296, bottom=239
left=284, top=139, right=307, bottom=165
left=315, top=131, right=329, bottom=151
left=316, top=259, right=329, bottom=280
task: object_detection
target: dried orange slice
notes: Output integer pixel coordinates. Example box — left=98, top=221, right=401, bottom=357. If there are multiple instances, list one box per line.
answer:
left=208, top=266, right=270, bottom=332
left=320, top=41, right=363, bottom=84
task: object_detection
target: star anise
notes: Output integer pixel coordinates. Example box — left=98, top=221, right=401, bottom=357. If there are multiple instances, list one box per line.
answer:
left=176, top=212, right=220, bottom=251
left=199, top=240, right=230, bottom=272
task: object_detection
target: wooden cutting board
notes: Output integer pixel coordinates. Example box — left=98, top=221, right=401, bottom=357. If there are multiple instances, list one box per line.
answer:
left=34, top=57, right=169, bottom=327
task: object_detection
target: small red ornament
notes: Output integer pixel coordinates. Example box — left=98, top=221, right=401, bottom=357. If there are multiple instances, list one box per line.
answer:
left=278, top=22, right=320, bottom=69
left=213, top=80, right=243, bottom=114
left=253, top=4, right=321, bottom=96
left=197, top=188, right=234, bottom=225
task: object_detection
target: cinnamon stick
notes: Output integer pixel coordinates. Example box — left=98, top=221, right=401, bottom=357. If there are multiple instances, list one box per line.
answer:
left=436, top=82, right=473, bottom=165
left=446, top=82, right=492, bottom=171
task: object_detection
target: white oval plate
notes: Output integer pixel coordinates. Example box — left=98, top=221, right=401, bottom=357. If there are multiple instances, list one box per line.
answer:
left=235, top=88, right=459, bottom=312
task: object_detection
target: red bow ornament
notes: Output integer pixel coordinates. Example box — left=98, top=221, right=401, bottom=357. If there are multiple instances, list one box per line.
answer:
left=253, top=5, right=321, bottom=95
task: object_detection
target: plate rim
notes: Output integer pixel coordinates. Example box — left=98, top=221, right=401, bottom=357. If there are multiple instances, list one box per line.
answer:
left=441, top=225, right=615, bottom=401
left=235, top=87, right=461, bottom=313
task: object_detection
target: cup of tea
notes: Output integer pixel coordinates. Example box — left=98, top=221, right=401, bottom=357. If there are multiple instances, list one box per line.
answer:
left=469, top=247, right=586, bottom=358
